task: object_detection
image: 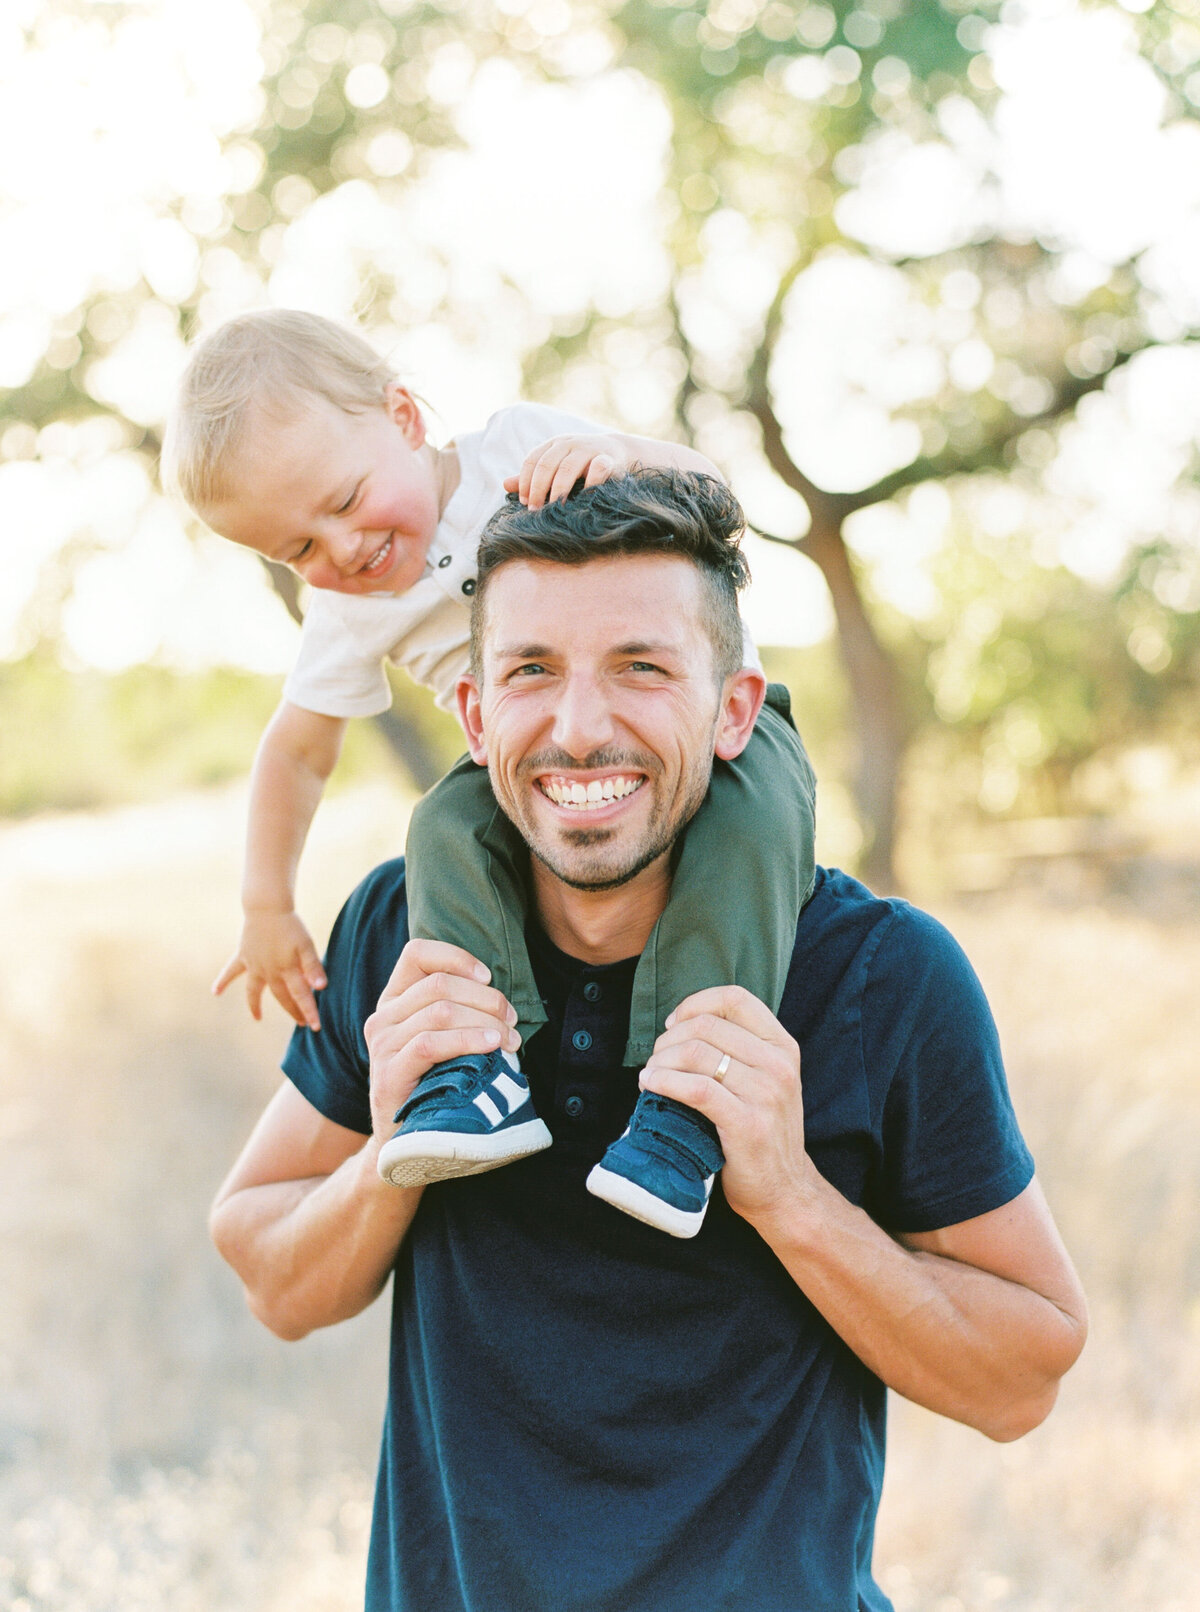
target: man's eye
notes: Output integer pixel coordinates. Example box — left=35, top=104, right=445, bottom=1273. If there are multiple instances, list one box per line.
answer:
left=513, top=663, right=548, bottom=677
left=628, top=661, right=660, bottom=674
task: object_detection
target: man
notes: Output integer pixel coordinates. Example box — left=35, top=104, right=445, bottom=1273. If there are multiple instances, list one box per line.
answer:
left=211, top=471, right=1087, bottom=1612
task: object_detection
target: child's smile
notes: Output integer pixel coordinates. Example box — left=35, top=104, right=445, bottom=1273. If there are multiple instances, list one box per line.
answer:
left=203, top=384, right=451, bottom=598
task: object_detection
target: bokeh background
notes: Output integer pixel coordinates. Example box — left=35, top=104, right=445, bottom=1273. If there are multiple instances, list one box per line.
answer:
left=3, top=0, right=1199, bottom=1606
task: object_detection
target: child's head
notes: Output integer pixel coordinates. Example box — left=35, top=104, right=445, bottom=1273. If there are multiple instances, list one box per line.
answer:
left=163, top=310, right=442, bottom=597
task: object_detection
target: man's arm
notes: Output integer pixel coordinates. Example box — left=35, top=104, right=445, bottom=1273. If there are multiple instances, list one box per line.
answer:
left=639, top=989, right=1087, bottom=1443
left=210, top=940, right=521, bottom=1341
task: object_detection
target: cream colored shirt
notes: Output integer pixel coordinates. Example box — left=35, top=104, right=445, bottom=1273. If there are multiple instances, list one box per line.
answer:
left=282, top=401, right=761, bottom=716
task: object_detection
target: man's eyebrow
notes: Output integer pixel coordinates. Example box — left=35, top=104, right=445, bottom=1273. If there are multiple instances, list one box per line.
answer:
left=611, top=640, right=683, bottom=657
left=492, top=641, right=556, bottom=661
left=490, top=639, right=686, bottom=660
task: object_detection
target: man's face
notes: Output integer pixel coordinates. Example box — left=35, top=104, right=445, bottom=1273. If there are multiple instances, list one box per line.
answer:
left=458, top=553, right=763, bottom=894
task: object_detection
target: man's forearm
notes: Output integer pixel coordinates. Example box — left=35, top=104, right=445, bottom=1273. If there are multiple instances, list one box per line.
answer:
left=211, top=1133, right=420, bottom=1341
left=752, top=1179, right=1086, bottom=1442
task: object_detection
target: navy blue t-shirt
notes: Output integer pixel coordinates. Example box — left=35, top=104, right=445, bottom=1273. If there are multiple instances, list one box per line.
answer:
left=283, top=864, right=1033, bottom=1612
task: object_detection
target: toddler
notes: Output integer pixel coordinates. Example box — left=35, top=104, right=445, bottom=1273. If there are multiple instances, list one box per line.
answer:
left=163, top=309, right=815, bottom=1238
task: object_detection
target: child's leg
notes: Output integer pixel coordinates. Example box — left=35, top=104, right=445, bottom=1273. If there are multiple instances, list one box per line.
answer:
left=623, top=685, right=816, bottom=1066
left=405, top=757, right=548, bottom=1051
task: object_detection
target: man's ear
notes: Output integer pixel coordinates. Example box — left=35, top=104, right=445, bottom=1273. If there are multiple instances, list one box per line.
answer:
left=385, top=382, right=427, bottom=450
left=456, top=673, right=488, bottom=764
left=714, top=669, right=766, bottom=761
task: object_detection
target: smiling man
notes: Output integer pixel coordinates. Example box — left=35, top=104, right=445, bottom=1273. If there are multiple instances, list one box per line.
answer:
left=210, top=471, right=1086, bottom=1612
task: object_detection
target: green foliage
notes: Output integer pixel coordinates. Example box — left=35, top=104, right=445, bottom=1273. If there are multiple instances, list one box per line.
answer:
left=7, top=0, right=1200, bottom=879
left=908, top=520, right=1200, bottom=822
left=0, top=657, right=460, bottom=818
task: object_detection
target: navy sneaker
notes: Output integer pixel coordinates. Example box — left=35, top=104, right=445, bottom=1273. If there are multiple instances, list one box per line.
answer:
left=377, top=1050, right=552, bottom=1188
left=585, top=1093, right=724, bottom=1238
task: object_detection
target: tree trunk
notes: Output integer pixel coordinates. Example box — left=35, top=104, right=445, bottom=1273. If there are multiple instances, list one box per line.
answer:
left=802, top=522, right=908, bottom=893
left=261, top=559, right=445, bottom=794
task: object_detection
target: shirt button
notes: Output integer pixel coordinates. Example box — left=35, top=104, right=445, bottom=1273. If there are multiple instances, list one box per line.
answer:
left=461, top=577, right=477, bottom=596
left=582, top=982, right=602, bottom=1003
left=437, top=554, right=452, bottom=568
left=571, top=1029, right=592, bottom=1052
left=564, top=1094, right=585, bottom=1119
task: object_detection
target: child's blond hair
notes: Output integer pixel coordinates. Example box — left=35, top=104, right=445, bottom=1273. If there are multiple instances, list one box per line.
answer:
left=162, top=309, right=396, bottom=510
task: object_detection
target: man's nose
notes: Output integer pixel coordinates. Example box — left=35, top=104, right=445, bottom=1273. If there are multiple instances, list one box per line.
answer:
left=551, top=675, right=615, bottom=758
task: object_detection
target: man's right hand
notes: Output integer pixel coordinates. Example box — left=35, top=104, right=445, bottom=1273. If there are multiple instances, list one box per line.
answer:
left=363, top=940, right=521, bottom=1144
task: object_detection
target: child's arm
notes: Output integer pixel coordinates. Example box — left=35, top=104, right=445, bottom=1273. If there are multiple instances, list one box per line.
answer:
left=213, top=700, right=347, bottom=1032
left=504, top=433, right=724, bottom=509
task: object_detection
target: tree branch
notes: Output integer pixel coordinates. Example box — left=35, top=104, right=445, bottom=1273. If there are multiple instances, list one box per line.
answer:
left=743, top=254, right=856, bottom=531
left=839, top=343, right=1164, bottom=513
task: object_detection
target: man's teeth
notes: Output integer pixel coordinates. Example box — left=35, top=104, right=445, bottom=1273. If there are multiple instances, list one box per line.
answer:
left=540, top=775, right=644, bottom=809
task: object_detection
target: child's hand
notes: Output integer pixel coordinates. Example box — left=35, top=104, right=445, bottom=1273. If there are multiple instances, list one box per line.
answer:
left=213, top=910, right=328, bottom=1032
left=503, top=434, right=632, bottom=510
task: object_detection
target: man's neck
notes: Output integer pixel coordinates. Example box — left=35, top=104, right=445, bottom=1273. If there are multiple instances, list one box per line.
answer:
left=530, top=854, right=671, bottom=966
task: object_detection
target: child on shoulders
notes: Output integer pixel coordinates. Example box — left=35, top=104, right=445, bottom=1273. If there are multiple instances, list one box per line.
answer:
left=163, top=309, right=815, bottom=1238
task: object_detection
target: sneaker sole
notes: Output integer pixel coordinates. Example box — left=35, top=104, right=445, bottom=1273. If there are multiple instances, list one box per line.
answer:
left=585, top=1162, right=710, bottom=1239
left=378, top=1117, right=552, bottom=1188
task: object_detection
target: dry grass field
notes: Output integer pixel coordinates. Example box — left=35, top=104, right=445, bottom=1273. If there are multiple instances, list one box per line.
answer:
left=2, top=782, right=1197, bottom=1610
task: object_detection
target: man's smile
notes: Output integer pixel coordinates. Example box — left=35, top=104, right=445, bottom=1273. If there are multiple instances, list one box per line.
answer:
left=535, top=773, right=646, bottom=812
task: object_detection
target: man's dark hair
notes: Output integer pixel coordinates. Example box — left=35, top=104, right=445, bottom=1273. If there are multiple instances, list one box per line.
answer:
left=470, top=469, right=750, bottom=682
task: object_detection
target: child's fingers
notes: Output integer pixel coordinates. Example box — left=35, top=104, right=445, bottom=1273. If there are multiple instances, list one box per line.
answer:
left=522, top=449, right=561, bottom=510
left=547, top=454, right=591, bottom=503
left=582, top=453, right=616, bottom=489
left=512, top=446, right=545, bottom=507
left=298, top=948, right=327, bottom=993
left=267, top=978, right=309, bottom=1028
left=212, top=954, right=246, bottom=996
left=282, top=967, right=322, bottom=1032
left=245, top=974, right=266, bottom=1022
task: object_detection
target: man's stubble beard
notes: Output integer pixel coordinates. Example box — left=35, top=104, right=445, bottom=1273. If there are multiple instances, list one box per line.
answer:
left=492, top=736, right=717, bottom=894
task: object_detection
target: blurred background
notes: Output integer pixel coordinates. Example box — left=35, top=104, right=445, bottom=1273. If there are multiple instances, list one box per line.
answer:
left=2, top=0, right=1199, bottom=1606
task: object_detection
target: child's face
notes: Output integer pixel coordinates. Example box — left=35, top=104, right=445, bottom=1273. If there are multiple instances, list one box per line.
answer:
left=203, top=384, right=442, bottom=596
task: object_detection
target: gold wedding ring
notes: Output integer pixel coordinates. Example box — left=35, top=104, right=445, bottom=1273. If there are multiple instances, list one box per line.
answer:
left=713, top=1052, right=732, bottom=1082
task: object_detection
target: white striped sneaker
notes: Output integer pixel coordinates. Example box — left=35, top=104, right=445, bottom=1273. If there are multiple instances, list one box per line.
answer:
left=377, top=1051, right=552, bottom=1188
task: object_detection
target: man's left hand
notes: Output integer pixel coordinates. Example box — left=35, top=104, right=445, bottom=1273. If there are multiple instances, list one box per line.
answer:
left=638, top=987, right=819, bottom=1229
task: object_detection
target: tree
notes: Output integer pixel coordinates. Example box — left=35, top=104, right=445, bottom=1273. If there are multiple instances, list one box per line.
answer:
left=6, top=0, right=1200, bottom=881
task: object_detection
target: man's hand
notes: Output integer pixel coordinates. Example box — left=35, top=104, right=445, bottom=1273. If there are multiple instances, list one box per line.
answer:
left=641, top=988, right=1087, bottom=1443
left=213, top=910, right=327, bottom=1032
left=638, top=986, right=818, bottom=1230
left=503, top=434, right=632, bottom=510
left=363, top=940, right=521, bottom=1145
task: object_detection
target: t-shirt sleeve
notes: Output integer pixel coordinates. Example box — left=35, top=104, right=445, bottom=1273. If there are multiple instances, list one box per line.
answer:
left=283, top=590, right=399, bottom=718
left=282, top=857, right=411, bottom=1134
left=865, top=906, right=1034, bottom=1234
